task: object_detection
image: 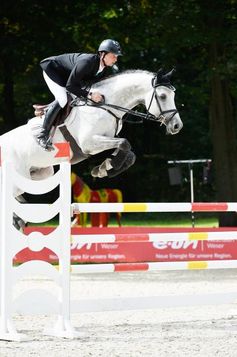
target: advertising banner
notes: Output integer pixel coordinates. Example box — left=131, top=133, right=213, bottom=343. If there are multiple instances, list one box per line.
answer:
left=14, top=226, right=237, bottom=264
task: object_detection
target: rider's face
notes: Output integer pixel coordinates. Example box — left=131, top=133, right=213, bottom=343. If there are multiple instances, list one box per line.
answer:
left=103, top=52, right=118, bottom=66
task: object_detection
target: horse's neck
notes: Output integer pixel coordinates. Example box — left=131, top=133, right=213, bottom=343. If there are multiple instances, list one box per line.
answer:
left=96, top=71, right=152, bottom=108
left=61, top=71, right=153, bottom=135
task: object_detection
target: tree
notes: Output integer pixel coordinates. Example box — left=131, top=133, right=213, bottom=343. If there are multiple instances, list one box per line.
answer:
left=1, top=0, right=237, bottom=210
left=206, top=0, right=237, bottom=224
left=123, top=0, right=237, bottom=221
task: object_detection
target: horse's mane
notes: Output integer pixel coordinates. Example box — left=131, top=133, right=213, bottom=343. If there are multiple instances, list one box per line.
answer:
left=95, top=69, right=154, bottom=85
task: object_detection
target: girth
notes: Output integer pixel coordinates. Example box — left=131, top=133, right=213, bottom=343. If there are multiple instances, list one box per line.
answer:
left=58, top=125, right=90, bottom=165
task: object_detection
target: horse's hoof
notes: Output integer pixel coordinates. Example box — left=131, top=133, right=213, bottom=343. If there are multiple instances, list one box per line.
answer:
left=91, top=167, right=99, bottom=177
left=91, top=159, right=112, bottom=178
left=91, top=166, right=108, bottom=178
left=13, top=214, right=26, bottom=231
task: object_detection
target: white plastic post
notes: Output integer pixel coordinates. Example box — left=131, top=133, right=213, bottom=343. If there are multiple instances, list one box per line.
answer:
left=0, top=162, right=29, bottom=341
left=0, top=156, right=80, bottom=341
left=44, top=162, right=80, bottom=338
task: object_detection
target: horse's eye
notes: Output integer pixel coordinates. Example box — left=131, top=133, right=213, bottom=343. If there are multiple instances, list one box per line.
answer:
left=160, top=93, right=166, bottom=100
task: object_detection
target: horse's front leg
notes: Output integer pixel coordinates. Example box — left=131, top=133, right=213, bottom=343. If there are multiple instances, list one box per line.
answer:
left=82, top=135, right=131, bottom=154
left=86, top=135, right=132, bottom=178
left=91, top=149, right=136, bottom=178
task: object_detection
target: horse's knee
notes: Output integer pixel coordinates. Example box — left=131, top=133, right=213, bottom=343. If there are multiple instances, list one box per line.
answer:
left=118, top=138, right=131, bottom=151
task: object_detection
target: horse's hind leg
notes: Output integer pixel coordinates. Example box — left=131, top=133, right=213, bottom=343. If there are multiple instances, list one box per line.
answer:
left=13, top=194, right=28, bottom=231
left=30, top=166, right=54, bottom=180
left=12, top=167, right=54, bottom=230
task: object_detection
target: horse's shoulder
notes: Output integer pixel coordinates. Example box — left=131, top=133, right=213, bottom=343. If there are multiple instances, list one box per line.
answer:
left=27, top=116, right=42, bottom=127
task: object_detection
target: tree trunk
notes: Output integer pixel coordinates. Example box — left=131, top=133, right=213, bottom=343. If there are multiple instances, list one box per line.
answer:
left=209, top=44, right=237, bottom=226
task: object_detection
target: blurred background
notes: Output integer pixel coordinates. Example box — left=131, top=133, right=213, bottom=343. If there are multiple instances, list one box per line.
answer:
left=1, top=0, right=237, bottom=224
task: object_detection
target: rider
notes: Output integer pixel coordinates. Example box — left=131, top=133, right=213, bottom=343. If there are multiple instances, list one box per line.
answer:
left=37, top=39, right=122, bottom=150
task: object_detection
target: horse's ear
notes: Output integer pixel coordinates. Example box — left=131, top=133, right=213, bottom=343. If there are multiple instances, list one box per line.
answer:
left=163, top=68, right=176, bottom=81
left=154, top=67, right=175, bottom=87
left=154, top=68, right=164, bottom=86
left=157, top=68, right=164, bottom=75
left=156, top=68, right=164, bottom=79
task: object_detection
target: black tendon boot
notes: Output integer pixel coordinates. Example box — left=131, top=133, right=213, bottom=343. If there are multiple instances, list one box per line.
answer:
left=36, top=101, right=61, bottom=151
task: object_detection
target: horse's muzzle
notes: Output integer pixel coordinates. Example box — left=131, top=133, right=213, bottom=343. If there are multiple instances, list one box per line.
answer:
left=166, top=115, right=183, bottom=135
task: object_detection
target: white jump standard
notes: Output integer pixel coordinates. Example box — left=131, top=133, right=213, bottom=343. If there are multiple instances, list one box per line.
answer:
left=1, top=153, right=237, bottom=340
left=0, top=158, right=79, bottom=341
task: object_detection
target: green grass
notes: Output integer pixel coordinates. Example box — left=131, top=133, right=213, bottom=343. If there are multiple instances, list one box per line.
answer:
left=30, top=212, right=219, bottom=228
left=112, top=212, right=219, bottom=227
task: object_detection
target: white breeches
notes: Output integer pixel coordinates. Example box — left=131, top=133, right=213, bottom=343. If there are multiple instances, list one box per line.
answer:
left=43, top=71, right=68, bottom=108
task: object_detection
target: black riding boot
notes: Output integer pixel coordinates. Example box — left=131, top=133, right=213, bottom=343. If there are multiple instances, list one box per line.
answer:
left=36, top=101, right=61, bottom=151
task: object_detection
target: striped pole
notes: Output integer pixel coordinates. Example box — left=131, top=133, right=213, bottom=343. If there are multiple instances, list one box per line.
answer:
left=72, top=231, right=237, bottom=244
left=71, top=259, right=237, bottom=274
left=72, top=202, right=237, bottom=213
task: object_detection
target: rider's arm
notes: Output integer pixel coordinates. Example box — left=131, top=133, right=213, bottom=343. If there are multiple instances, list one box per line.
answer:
left=66, top=57, right=94, bottom=98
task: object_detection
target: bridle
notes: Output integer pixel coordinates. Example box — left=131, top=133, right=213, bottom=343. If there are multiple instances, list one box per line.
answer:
left=147, top=77, right=178, bottom=126
left=71, top=74, right=179, bottom=127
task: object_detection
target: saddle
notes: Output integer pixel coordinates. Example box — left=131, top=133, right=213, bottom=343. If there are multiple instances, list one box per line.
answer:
left=32, top=96, right=89, bottom=164
left=33, top=95, right=73, bottom=126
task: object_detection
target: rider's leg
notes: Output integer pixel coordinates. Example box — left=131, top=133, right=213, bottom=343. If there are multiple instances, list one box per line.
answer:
left=37, top=71, right=67, bottom=150
left=37, top=101, right=61, bottom=150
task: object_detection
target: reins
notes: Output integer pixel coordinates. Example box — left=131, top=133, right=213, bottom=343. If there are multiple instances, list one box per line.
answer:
left=70, top=75, right=178, bottom=128
left=71, top=96, right=155, bottom=123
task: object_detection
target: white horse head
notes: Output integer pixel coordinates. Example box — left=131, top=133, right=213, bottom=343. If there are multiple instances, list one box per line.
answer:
left=144, top=68, right=182, bottom=134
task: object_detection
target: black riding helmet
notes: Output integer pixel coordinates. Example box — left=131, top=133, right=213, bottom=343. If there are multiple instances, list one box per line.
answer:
left=98, top=39, right=122, bottom=56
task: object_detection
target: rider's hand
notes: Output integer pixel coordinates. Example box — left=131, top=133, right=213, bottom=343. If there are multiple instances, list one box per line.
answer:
left=88, top=92, right=104, bottom=103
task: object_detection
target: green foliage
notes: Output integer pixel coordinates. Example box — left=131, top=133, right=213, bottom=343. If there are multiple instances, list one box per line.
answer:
left=1, top=0, right=237, bottom=202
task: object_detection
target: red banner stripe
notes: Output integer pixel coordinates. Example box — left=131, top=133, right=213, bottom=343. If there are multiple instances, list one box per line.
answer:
left=115, top=234, right=150, bottom=242
left=114, top=263, right=149, bottom=272
left=191, top=202, right=228, bottom=211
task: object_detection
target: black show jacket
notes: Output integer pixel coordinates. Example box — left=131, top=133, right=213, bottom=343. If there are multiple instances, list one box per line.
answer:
left=40, top=53, right=110, bottom=97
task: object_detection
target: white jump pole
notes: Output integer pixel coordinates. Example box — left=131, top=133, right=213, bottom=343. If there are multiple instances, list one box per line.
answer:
left=72, top=201, right=237, bottom=213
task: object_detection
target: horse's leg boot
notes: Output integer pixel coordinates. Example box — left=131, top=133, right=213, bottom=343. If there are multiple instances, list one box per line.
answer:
left=36, top=101, right=61, bottom=151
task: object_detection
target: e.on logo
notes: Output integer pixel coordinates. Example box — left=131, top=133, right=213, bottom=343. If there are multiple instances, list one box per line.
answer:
left=153, top=240, right=199, bottom=250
